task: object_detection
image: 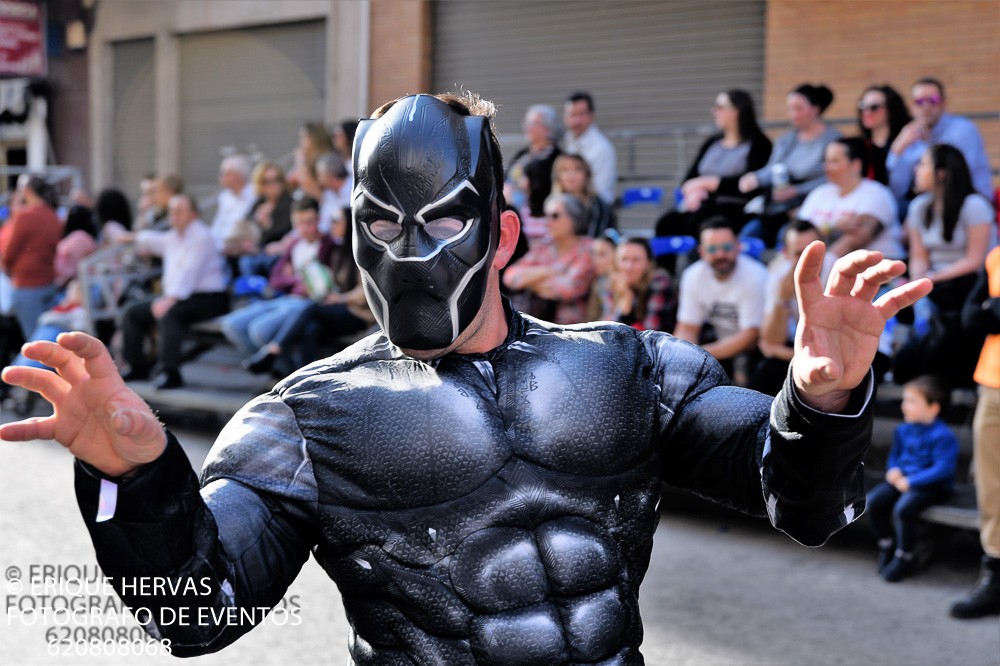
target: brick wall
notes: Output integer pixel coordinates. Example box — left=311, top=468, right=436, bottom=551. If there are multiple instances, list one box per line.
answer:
left=764, top=0, right=999, bottom=187
left=367, top=0, right=432, bottom=112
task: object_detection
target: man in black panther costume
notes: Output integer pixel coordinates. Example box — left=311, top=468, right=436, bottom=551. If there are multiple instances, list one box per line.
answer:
left=1, top=92, right=931, bottom=664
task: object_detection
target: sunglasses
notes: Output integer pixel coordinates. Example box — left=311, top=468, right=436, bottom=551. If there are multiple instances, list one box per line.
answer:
left=913, top=95, right=942, bottom=107
left=704, top=242, right=736, bottom=254
left=857, top=103, right=884, bottom=113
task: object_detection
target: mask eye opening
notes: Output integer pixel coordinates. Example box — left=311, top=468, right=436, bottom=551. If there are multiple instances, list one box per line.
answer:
left=369, top=219, right=403, bottom=242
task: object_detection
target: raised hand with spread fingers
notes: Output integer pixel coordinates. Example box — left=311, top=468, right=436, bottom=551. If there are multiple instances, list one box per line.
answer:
left=0, top=332, right=166, bottom=477
left=792, top=241, right=933, bottom=413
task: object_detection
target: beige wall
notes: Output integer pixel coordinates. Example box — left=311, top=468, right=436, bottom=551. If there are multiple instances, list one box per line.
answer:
left=764, top=0, right=1000, bottom=182
left=367, top=0, right=431, bottom=113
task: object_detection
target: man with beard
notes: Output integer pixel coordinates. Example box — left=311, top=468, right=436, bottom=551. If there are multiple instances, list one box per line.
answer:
left=1, top=92, right=931, bottom=663
left=674, top=216, right=769, bottom=382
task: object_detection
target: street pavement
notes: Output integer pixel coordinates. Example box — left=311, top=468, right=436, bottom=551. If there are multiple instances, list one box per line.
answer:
left=1, top=406, right=997, bottom=666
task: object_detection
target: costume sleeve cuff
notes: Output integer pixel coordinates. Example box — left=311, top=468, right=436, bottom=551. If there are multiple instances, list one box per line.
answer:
left=785, top=365, right=874, bottom=420
left=75, top=431, right=198, bottom=525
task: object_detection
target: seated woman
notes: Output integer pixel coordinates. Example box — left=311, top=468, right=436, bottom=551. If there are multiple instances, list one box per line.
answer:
left=502, top=193, right=595, bottom=324
left=236, top=161, right=295, bottom=278
left=739, top=83, right=841, bottom=247
left=505, top=104, right=561, bottom=243
left=893, top=144, right=996, bottom=387
left=603, top=237, right=676, bottom=332
left=907, top=144, right=995, bottom=291
left=54, top=205, right=99, bottom=287
left=551, top=154, right=616, bottom=238
left=856, top=84, right=912, bottom=185
left=656, top=89, right=771, bottom=239
left=798, top=137, right=902, bottom=259
left=93, top=187, right=134, bottom=245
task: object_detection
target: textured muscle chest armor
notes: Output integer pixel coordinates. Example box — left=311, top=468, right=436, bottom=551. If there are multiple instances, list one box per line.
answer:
left=208, top=309, right=742, bottom=664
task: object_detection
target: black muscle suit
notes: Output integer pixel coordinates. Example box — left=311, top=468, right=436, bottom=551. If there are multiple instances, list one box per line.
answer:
left=75, top=307, right=873, bottom=664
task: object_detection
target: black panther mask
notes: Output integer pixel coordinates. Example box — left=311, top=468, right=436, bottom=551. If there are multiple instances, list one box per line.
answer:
left=352, top=94, right=500, bottom=351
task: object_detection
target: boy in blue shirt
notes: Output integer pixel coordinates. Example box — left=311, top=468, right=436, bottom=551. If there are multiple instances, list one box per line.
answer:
left=868, top=375, right=959, bottom=582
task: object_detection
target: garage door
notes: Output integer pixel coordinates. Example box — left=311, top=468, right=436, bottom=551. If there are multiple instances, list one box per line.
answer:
left=179, top=21, right=326, bottom=204
left=432, top=0, right=766, bottom=230
left=112, top=38, right=155, bottom=202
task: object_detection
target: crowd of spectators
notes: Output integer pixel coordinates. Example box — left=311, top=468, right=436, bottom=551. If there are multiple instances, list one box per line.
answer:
left=0, top=74, right=997, bottom=616
left=0, top=79, right=995, bottom=400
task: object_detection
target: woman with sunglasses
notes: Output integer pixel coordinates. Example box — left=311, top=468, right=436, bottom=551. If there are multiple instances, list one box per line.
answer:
left=656, top=89, right=771, bottom=241
left=502, top=193, right=595, bottom=324
left=856, top=85, right=911, bottom=185
left=236, top=161, right=294, bottom=278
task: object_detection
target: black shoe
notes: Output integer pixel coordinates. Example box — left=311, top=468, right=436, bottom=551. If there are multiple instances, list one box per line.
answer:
left=882, top=555, right=915, bottom=583
left=243, top=348, right=277, bottom=374
left=152, top=370, right=183, bottom=390
left=950, top=557, right=1000, bottom=619
left=121, top=368, right=149, bottom=382
left=877, top=546, right=895, bottom=573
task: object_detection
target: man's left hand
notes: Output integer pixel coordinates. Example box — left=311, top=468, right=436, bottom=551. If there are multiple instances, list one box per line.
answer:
left=792, top=242, right=932, bottom=413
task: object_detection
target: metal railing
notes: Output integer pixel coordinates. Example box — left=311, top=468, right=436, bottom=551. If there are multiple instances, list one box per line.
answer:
left=77, top=243, right=157, bottom=335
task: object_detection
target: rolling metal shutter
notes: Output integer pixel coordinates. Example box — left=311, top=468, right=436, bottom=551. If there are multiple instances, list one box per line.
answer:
left=112, top=38, right=155, bottom=201
left=178, top=20, right=326, bottom=204
left=431, top=0, right=766, bottom=231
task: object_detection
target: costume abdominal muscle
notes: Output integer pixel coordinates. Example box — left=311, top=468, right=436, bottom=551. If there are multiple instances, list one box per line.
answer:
left=73, top=93, right=875, bottom=664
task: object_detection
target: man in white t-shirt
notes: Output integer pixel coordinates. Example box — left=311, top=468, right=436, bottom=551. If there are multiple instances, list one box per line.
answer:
left=798, top=138, right=901, bottom=259
left=562, top=91, right=617, bottom=205
left=675, top=218, right=768, bottom=380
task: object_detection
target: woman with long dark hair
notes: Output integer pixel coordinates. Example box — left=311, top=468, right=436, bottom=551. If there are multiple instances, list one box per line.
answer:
left=893, top=144, right=995, bottom=386
left=907, top=144, right=994, bottom=289
left=856, top=84, right=912, bottom=184
left=93, top=188, right=134, bottom=244
left=656, top=89, right=772, bottom=240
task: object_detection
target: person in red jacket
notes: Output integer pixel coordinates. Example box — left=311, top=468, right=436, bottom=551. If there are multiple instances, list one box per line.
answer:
left=0, top=176, right=63, bottom=338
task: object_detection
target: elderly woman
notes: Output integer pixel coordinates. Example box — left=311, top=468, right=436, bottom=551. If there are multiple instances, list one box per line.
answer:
left=505, top=104, right=562, bottom=243
left=502, top=193, right=595, bottom=324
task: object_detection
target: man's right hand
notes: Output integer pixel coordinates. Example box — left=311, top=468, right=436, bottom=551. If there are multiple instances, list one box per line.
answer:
left=0, top=332, right=166, bottom=478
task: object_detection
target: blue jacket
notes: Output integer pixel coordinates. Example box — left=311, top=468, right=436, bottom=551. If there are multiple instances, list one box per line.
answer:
left=888, top=419, right=959, bottom=488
